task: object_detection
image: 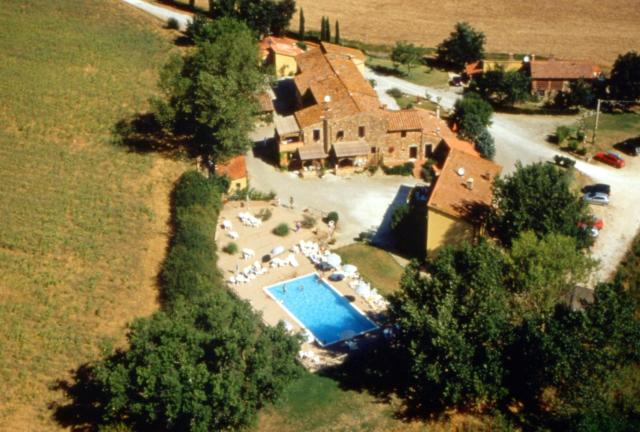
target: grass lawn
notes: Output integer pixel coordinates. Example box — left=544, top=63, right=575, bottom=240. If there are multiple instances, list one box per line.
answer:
left=581, top=111, right=640, bottom=153
left=0, top=1, right=186, bottom=429
left=367, top=56, right=450, bottom=88
left=333, top=243, right=405, bottom=296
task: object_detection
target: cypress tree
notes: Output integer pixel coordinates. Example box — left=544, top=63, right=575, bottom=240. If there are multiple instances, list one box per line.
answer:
left=326, top=17, right=331, bottom=42
left=335, top=20, right=341, bottom=45
left=299, top=8, right=305, bottom=40
left=321, top=17, right=327, bottom=41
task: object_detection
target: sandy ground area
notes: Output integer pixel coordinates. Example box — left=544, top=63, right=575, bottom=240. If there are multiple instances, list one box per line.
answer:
left=216, top=201, right=387, bottom=367
left=246, top=152, right=419, bottom=247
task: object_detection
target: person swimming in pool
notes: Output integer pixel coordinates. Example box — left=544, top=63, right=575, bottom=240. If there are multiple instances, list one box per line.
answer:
left=282, top=284, right=287, bottom=294
left=298, top=284, right=304, bottom=291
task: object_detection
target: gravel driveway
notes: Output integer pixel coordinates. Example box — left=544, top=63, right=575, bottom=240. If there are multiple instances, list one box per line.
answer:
left=367, top=68, right=640, bottom=283
left=246, top=152, right=418, bottom=247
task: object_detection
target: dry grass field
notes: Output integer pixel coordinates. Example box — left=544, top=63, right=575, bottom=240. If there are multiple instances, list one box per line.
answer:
left=294, top=0, right=640, bottom=65
left=0, top=1, right=186, bottom=430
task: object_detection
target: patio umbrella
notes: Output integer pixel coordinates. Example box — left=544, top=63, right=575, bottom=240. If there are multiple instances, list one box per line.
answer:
left=342, top=264, right=357, bottom=276
left=355, top=282, right=372, bottom=298
left=329, top=272, right=345, bottom=282
left=324, top=253, right=342, bottom=269
left=282, top=320, right=294, bottom=333
left=271, top=246, right=285, bottom=257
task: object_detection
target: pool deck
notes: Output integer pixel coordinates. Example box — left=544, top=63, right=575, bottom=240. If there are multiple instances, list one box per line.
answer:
left=215, top=201, right=385, bottom=369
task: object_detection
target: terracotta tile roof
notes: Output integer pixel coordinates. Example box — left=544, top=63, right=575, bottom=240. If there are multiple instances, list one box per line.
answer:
left=464, top=61, right=483, bottom=76
left=385, top=110, right=424, bottom=131
left=333, top=141, right=370, bottom=157
left=427, top=149, right=502, bottom=220
left=215, top=155, right=247, bottom=180
left=530, top=59, right=602, bottom=80
left=258, top=36, right=304, bottom=58
left=293, top=47, right=380, bottom=128
left=257, top=92, right=274, bottom=113
left=298, top=145, right=328, bottom=160
left=320, top=41, right=366, bottom=61
left=442, top=135, right=480, bottom=157
left=274, top=114, right=300, bottom=136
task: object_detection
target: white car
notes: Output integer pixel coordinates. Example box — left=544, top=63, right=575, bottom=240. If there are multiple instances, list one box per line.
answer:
left=583, top=192, right=609, bottom=206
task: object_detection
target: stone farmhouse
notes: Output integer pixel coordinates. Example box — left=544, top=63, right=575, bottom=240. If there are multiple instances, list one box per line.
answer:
left=422, top=148, right=502, bottom=255
left=464, top=55, right=602, bottom=98
left=529, top=58, right=602, bottom=97
left=271, top=41, right=470, bottom=174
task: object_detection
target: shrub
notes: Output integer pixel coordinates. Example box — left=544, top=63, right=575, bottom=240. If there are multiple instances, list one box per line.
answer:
left=222, top=242, right=238, bottom=254
left=272, top=223, right=290, bottom=236
left=576, top=147, right=588, bottom=156
left=555, top=126, right=571, bottom=144
left=386, top=87, right=403, bottom=99
left=567, top=139, right=579, bottom=152
left=367, top=164, right=379, bottom=175
left=256, top=208, right=272, bottom=221
left=576, top=129, right=586, bottom=141
left=553, top=155, right=576, bottom=168
left=383, top=162, right=414, bottom=176
left=229, top=187, right=276, bottom=201
left=325, top=211, right=339, bottom=225
left=301, top=215, right=316, bottom=229
left=167, top=17, right=180, bottom=30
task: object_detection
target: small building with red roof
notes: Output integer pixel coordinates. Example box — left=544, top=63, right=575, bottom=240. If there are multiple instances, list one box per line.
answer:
left=215, top=155, right=248, bottom=193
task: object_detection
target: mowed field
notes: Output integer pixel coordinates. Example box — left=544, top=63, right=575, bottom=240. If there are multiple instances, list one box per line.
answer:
left=0, top=1, right=186, bottom=429
left=294, top=0, right=640, bottom=64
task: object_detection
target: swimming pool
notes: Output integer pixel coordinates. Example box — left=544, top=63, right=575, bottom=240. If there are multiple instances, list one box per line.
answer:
left=264, top=273, right=378, bottom=346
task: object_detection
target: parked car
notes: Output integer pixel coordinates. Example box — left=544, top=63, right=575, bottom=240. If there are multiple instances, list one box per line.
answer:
left=583, top=192, right=609, bottom=206
left=594, top=151, right=625, bottom=168
left=553, top=154, right=576, bottom=168
left=578, top=216, right=604, bottom=231
left=617, top=138, right=640, bottom=156
left=582, top=183, right=611, bottom=196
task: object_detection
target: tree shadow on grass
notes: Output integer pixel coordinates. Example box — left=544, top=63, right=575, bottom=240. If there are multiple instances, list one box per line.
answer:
left=49, top=364, right=104, bottom=432
left=112, top=113, right=195, bottom=160
left=318, top=337, right=453, bottom=422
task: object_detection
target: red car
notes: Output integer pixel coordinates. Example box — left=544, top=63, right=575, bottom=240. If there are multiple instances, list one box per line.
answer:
left=594, top=151, right=625, bottom=168
left=578, top=216, right=604, bottom=231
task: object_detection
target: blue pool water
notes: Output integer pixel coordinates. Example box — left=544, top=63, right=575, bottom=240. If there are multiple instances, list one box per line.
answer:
left=265, top=273, right=378, bottom=346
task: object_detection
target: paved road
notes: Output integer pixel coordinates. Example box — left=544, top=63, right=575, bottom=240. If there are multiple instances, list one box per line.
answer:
left=366, top=68, right=640, bottom=283
left=122, top=0, right=192, bottom=30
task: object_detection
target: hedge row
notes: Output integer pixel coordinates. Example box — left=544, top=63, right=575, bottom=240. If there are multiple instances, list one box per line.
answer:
left=160, top=171, right=225, bottom=307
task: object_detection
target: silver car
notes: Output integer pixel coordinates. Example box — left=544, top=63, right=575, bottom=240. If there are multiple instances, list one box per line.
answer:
left=583, top=192, right=609, bottom=206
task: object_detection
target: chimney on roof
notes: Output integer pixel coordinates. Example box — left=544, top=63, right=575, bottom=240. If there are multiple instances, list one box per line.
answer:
left=466, top=178, right=474, bottom=190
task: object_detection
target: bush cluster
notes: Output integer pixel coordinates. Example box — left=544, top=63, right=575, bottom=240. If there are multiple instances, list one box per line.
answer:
left=222, top=242, right=238, bottom=254
left=382, top=162, right=414, bottom=176
left=272, top=223, right=290, bottom=236
left=325, top=211, right=339, bottom=224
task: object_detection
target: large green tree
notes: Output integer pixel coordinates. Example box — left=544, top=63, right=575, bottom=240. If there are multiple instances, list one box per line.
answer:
left=390, top=241, right=511, bottom=408
left=470, top=67, right=531, bottom=107
left=507, top=231, right=595, bottom=317
left=491, top=162, right=591, bottom=247
left=91, top=292, right=301, bottom=431
left=451, top=92, right=493, bottom=140
left=506, top=282, right=640, bottom=426
left=154, top=18, right=264, bottom=165
left=436, top=22, right=486, bottom=71
left=610, top=51, right=640, bottom=101
left=212, top=0, right=296, bottom=36
left=391, top=41, right=427, bottom=74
